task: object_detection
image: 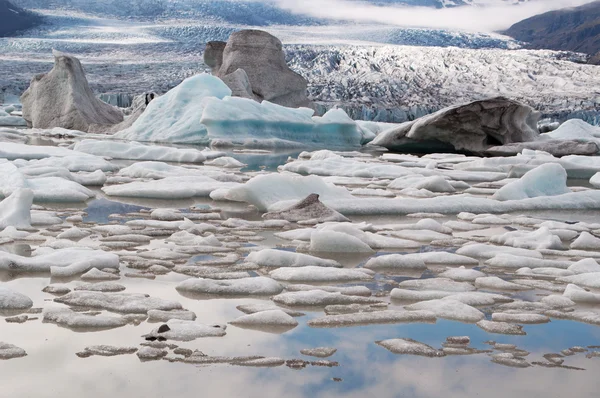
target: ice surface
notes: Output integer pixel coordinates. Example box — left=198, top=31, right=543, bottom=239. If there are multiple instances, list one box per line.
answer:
left=492, top=164, right=570, bottom=201
left=245, top=249, right=340, bottom=268
left=0, top=188, right=32, bottom=229
left=389, top=175, right=456, bottom=193
left=543, top=119, right=600, bottom=146
left=485, top=254, right=571, bottom=269
left=540, top=295, right=576, bottom=308
left=439, top=267, right=486, bottom=281
left=376, top=338, right=444, bottom=357
left=0, top=142, right=92, bottom=160
left=73, top=140, right=210, bottom=163
left=405, top=299, right=484, bottom=323
left=490, top=227, right=563, bottom=250
left=309, top=230, right=374, bottom=253
left=270, top=266, right=373, bottom=283
left=176, top=276, right=284, bottom=296
left=143, top=319, right=226, bottom=341
left=308, top=310, right=436, bottom=328
left=568, top=258, right=600, bottom=274
left=474, top=276, right=532, bottom=291
left=55, top=291, right=183, bottom=314
left=0, top=286, right=33, bottom=310
left=457, top=244, right=542, bottom=259
left=229, top=310, right=298, bottom=328
left=558, top=274, right=600, bottom=290
left=364, top=254, right=426, bottom=270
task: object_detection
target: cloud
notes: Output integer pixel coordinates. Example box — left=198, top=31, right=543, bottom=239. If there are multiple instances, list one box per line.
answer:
left=267, top=0, right=598, bottom=32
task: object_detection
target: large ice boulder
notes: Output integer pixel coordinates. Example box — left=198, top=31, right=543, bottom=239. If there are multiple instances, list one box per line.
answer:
left=541, top=119, right=600, bottom=146
left=116, top=74, right=370, bottom=148
left=370, top=97, right=540, bottom=154
left=209, top=30, right=311, bottom=108
left=21, top=51, right=123, bottom=131
left=492, top=163, right=570, bottom=201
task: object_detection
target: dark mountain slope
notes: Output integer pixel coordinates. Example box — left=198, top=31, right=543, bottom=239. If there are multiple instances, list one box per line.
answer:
left=0, top=0, right=42, bottom=37
left=503, top=1, right=600, bottom=58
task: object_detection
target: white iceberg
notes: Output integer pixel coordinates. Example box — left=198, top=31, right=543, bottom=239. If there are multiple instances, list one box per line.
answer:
left=0, top=188, right=32, bottom=229
left=0, top=286, right=33, bottom=311
left=492, top=163, right=570, bottom=201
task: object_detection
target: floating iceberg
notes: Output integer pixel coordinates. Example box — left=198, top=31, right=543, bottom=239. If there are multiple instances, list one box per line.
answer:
left=492, top=163, right=570, bottom=201
left=115, top=74, right=371, bottom=148
left=0, top=189, right=33, bottom=229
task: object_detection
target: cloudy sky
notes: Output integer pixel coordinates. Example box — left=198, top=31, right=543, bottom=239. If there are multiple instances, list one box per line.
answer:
left=266, top=0, right=596, bottom=32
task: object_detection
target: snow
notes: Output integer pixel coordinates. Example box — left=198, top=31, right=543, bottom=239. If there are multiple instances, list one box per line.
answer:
left=0, top=286, right=33, bottom=310
left=269, top=266, right=374, bottom=283
left=0, top=188, right=32, bottom=229
left=405, top=299, right=484, bottom=323
left=143, top=319, right=226, bottom=341
left=245, top=249, right=340, bottom=268
left=570, top=232, right=600, bottom=250
left=55, top=291, right=183, bottom=313
left=376, top=338, right=444, bottom=357
left=229, top=309, right=298, bottom=328
left=492, top=164, right=570, bottom=201
left=176, top=276, right=284, bottom=296
left=0, top=248, right=119, bottom=274
left=308, top=310, right=436, bottom=327
left=73, top=140, right=210, bottom=163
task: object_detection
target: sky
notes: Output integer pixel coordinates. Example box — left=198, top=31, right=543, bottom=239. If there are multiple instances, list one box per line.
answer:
left=267, top=0, right=597, bottom=32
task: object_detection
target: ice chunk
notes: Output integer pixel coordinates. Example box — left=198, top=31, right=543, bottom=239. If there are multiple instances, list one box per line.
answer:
left=102, top=176, right=239, bottom=200
left=491, top=353, right=531, bottom=368
left=224, top=174, right=352, bottom=212
left=475, top=276, right=531, bottom=291
left=300, top=347, right=337, bottom=358
left=43, top=307, right=127, bottom=330
left=236, top=304, right=305, bottom=317
left=116, top=74, right=231, bottom=144
left=57, top=227, right=90, bottom=240
left=309, top=230, right=374, bottom=253
left=143, top=319, right=226, bottom=341
left=229, top=310, right=298, bottom=329
left=558, top=273, right=600, bottom=289
left=0, top=142, right=93, bottom=160
left=476, top=320, right=526, bottom=335
left=398, top=278, right=475, bottom=292
left=405, top=299, right=484, bottom=323
left=0, top=248, right=119, bottom=274
left=284, top=284, right=371, bottom=297
left=0, top=286, right=33, bottom=311
left=147, top=309, right=197, bottom=322
left=80, top=268, right=120, bottom=282
left=176, top=276, right=283, bottom=296
left=263, top=193, right=349, bottom=223
left=493, top=164, right=570, bottom=201
left=364, top=254, right=426, bottom=270
left=568, top=258, right=600, bottom=274
left=76, top=345, right=137, bottom=358
left=570, top=232, right=600, bottom=250
left=485, top=254, right=571, bottom=269
left=490, top=227, right=563, bottom=250
left=0, top=343, right=27, bottom=360
left=0, top=189, right=33, bottom=229
left=562, top=283, right=600, bottom=304
left=456, top=244, right=542, bottom=259
left=270, top=266, right=373, bottom=283
left=205, top=157, right=245, bottom=168
left=272, top=290, right=381, bottom=307
left=439, top=267, right=486, bottom=282
left=137, top=346, right=168, bottom=361
left=245, top=249, right=340, bottom=268
left=591, top=172, right=600, bottom=188
left=74, top=283, right=126, bottom=293
left=308, top=310, right=436, bottom=328
left=73, top=140, right=209, bottom=163
left=376, top=338, right=444, bottom=357
left=540, top=295, right=576, bottom=308
left=55, top=291, right=183, bottom=314
left=491, top=313, right=550, bottom=324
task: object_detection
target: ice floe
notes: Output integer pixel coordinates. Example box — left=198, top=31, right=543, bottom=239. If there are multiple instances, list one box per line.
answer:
left=376, top=338, right=444, bottom=357
left=143, top=319, right=226, bottom=341
left=270, top=266, right=374, bottom=283
left=176, top=277, right=284, bottom=296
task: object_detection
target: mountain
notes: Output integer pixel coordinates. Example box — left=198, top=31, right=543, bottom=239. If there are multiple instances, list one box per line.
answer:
left=503, top=1, right=600, bottom=60
left=0, top=0, right=42, bottom=36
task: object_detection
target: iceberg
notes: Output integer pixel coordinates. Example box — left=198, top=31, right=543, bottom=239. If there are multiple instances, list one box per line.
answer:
left=492, top=163, right=570, bottom=201
left=115, top=74, right=370, bottom=148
